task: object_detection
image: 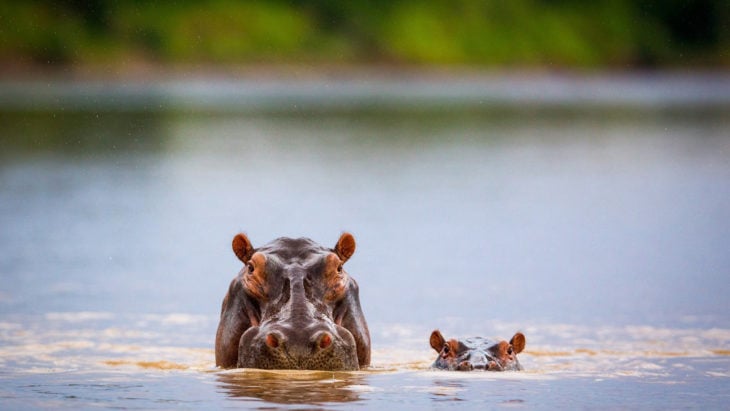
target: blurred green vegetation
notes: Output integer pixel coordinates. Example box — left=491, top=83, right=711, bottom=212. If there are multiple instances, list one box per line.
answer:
left=0, top=0, right=728, bottom=68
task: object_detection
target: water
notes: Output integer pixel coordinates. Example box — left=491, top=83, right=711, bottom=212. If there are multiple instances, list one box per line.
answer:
left=1, top=75, right=729, bottom=409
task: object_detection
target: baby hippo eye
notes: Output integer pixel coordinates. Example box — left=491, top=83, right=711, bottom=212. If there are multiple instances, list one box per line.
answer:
left=337, top=264, right=343, bottom=273
left=508, top=346, right=514, bottom=355
left=442, top=345, right=450, bottom=354
left=246, top=262, right=255, bottom=273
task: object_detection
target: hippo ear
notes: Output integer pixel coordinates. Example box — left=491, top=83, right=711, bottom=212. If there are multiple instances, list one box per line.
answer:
left=430, top=330, right=446, bottom=352
left=334, top=232, right=356, bottom=263
left=232, top=233, right=254, bottom=263
left=510, top=332, right=526, bottom=354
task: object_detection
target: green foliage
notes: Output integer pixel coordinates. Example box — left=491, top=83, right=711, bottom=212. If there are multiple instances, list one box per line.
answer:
left=114, top=1, right=320, bottom=62
left=0, top=0, right=727, bottom=67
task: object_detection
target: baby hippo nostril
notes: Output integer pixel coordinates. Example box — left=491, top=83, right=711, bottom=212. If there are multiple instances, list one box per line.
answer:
left=316, top=332, right=333, bottom=350
left=265, top=333, right=281, bottom=349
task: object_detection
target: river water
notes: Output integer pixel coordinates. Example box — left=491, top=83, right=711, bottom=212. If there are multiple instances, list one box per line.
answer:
left=1, top=74, right=729, bottom=409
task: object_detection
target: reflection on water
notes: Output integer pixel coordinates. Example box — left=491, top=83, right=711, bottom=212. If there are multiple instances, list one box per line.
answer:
left=0, top=112, right=168, bottom=157
left=217, top=369, right=365, bottom=404
left=1, top=76, right=730, bottom=408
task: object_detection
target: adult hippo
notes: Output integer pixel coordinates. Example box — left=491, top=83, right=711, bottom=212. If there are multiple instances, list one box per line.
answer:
left=215, top=233, right=370, bottom=370
left=429, top=330, right=526, bottom=371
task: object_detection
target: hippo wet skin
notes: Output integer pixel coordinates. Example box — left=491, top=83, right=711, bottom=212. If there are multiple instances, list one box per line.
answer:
left=429, top=330, right=526, bottom=371
left=215, top=233, right=371, bottom=370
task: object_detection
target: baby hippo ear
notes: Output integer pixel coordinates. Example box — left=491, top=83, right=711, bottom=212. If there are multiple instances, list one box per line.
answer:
left=232, top=233, right=254, bottom=263
left=334, top=232, right=356, bottom=263
left=430, top=330, right=446, bottom=353
left=510, top=332, right=526, bottom=354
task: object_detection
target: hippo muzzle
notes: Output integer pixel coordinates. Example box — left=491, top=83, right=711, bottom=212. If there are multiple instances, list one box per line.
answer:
left=238, top=322, right=358, bottom=370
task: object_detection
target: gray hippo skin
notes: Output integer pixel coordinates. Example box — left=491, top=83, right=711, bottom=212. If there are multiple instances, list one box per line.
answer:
left=215, top=233, right=370, bottom=370
left=429, top=330, right=526, bottom=371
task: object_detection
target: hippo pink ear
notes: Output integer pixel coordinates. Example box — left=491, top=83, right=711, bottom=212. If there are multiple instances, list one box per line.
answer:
left=232, top=233, right=254, bottom=263
left=334, top=232, right=356, bottom=263
left=430, top=330, right=446, bottom=352
left=510, top=332, right=526, bottom=354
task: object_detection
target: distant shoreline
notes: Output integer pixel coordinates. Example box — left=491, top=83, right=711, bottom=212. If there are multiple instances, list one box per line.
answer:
left=1, top=68, right=729, bottom=112
left=2, top=62, right=729, bottom=82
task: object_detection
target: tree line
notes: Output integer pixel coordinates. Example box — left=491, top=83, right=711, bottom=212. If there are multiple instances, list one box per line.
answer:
left=1, top=0, right=727, bottom=68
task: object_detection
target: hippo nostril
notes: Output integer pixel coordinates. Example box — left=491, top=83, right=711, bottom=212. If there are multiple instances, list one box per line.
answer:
left=317, top=332, right=333, bottom=350
left=266, top=333, right=280, bottom=349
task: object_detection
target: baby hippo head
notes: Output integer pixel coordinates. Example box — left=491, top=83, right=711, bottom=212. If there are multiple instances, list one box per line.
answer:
left=429, top=330, right=526, bottom=371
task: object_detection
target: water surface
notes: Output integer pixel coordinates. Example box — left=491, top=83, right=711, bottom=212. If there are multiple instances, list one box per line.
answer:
left=1, top=75, right=729, bottom=409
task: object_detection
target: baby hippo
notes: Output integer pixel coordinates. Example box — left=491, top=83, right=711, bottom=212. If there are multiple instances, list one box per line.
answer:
left=429, top=330, right=526, bottom=371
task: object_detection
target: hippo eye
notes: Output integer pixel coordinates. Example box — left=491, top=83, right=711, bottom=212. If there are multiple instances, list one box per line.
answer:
left=442, top=345, right=450, bottom=354
left=508, top=347, right=513, bottom=355
left=246, top=262, right=254, bottom=273
left=337, top=264, right=343, bottom=273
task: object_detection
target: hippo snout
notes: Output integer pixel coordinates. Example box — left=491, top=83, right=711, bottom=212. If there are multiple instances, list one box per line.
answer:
left=260, top=325, right=337, bottom=358
left=238, top=323, right=359, bottom=370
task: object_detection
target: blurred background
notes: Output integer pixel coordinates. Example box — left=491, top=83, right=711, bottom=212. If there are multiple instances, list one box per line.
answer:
left=1, top=0, right=729, bottom=70
left=1, top=0, right=729, bottom=331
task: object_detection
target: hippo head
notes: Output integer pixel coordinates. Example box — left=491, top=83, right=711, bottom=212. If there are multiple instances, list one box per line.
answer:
left=215, top=233, right=370, bottom=371
left=429, top=330, right=526, bottom=371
